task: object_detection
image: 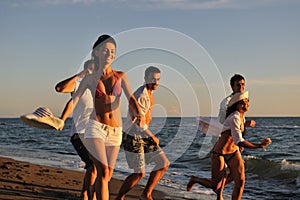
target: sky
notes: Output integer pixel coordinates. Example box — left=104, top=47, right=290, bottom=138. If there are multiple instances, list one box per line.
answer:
left=0, top=0, right=300, bottom=118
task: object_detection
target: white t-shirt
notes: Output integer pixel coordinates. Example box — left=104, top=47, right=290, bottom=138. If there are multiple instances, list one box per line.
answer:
left=222, top=111, right=245, bottom=145
left=123, top=84, right=150, bottom=132
left=71, top=82, right=94, bottom=135
left=218, top=93, right=233, bottom=124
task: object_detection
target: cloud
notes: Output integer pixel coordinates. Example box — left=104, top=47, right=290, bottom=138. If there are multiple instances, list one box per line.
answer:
left=2, top=0, right=97, bottom=7
left=132, top=0, right=300, bottom=10
left=249, top=76, right=300, bottom=86
left=5, top=0, right=300, bottom=10
left=44, top=0, right=98, bottom=6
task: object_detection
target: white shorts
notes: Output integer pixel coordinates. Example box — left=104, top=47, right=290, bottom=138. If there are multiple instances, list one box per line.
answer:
left=84, top=119, right=122, bottom=146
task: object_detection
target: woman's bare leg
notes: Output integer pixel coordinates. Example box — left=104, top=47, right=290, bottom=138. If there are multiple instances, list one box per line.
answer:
left=187, top=153, right=226, bottom=199
left=226, top=152, right=245, bottom=200
left=82, top=138, right=109, bottom=200
left=187, top=140, right=243, bottom=196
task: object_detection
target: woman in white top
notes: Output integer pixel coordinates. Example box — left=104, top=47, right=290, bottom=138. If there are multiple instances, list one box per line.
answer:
left=187, top=91, right=272, bottom=200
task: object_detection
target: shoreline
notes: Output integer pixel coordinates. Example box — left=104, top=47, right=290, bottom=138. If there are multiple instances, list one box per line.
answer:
left=1, top=156, right=213, bottom=200
left=0, top=156, right=169, bottom=200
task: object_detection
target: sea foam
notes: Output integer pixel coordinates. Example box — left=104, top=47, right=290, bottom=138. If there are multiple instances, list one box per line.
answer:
left=281, top=159, right=300, bottom=171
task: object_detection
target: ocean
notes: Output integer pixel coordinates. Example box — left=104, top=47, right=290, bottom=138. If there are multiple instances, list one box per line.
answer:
left=0, top=117, right=299, bottom=200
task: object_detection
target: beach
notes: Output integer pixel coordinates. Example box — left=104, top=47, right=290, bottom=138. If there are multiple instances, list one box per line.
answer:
left=1, top=117, right=299, bottom=199
left=0, top=156, right=221, bottom=200
left=0, top=156, right=170, bottom=200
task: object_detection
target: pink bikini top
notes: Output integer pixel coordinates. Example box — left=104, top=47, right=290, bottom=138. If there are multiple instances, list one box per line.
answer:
left=95, top=71, right=122, bottom=98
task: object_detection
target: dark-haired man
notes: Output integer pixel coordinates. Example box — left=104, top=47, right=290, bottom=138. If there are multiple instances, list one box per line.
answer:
left=117, top=66, right=169, bottom=200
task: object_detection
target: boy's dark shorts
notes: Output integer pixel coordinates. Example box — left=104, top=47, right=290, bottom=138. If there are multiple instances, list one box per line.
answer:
left=70, top=133, right=93, bottom=169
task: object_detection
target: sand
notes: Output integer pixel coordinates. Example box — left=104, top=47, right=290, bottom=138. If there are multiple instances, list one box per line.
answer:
left=0, top=157, right=172, bottom=200
left=0, top=156, right=221, bottom=200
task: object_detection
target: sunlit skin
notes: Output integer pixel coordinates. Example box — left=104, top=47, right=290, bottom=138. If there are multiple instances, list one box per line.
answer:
left=97, top=42, right=116, bottom=68
left=94, top=42, right=120, bottom=126
left=238, top=99, right=249, bottom=113
left=144, top=72, right=160, bottom=126
left=145, top=72, right=160, bottom=91
left=232, top=79, right=245, bottom=93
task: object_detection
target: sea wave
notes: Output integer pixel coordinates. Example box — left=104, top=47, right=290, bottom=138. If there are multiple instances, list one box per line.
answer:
left=245, top=156, right=300, bottom=182
left=281, top=159, right=300, bottom=171
left=257, top=125, right=300, bottom=129
left=297, top=176, right=300, bottom=191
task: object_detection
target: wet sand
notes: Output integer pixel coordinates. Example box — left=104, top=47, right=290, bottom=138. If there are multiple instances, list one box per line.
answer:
left=0, top=156, right=220, bottom=199
left=0, top=157, right=168, bottom=200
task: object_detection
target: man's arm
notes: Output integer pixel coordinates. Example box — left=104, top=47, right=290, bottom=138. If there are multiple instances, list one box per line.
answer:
left=136, top=88, right=160, bottom=145
left=143, top=129, right=159, bottom=145
left=55, top=70, right=86, bottom=93
left=58, top=98, right=74, bottom=131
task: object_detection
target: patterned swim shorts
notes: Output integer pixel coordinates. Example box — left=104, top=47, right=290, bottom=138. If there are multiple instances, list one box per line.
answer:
left=124, top=130, right=162, bottom=169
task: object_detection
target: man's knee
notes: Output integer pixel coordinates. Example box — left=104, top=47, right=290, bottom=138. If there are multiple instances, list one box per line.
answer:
left=133, top=171, right=146, bottom=180
left=156, top=154, right=170, bottom=168
left=162, top=159, right=170, bottom=171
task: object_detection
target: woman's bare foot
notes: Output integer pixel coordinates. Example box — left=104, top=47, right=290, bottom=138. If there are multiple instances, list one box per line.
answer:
left=187, top=175, right=196, bottom=191
left=139, top=192, right=153, bottom=200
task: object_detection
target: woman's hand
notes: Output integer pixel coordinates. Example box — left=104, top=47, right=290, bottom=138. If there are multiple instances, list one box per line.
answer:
left=245, top=120, right=256, bottom=128
left=77, top=70, right=87, bottom=78
left=261, top=138, right=272, bottom=150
